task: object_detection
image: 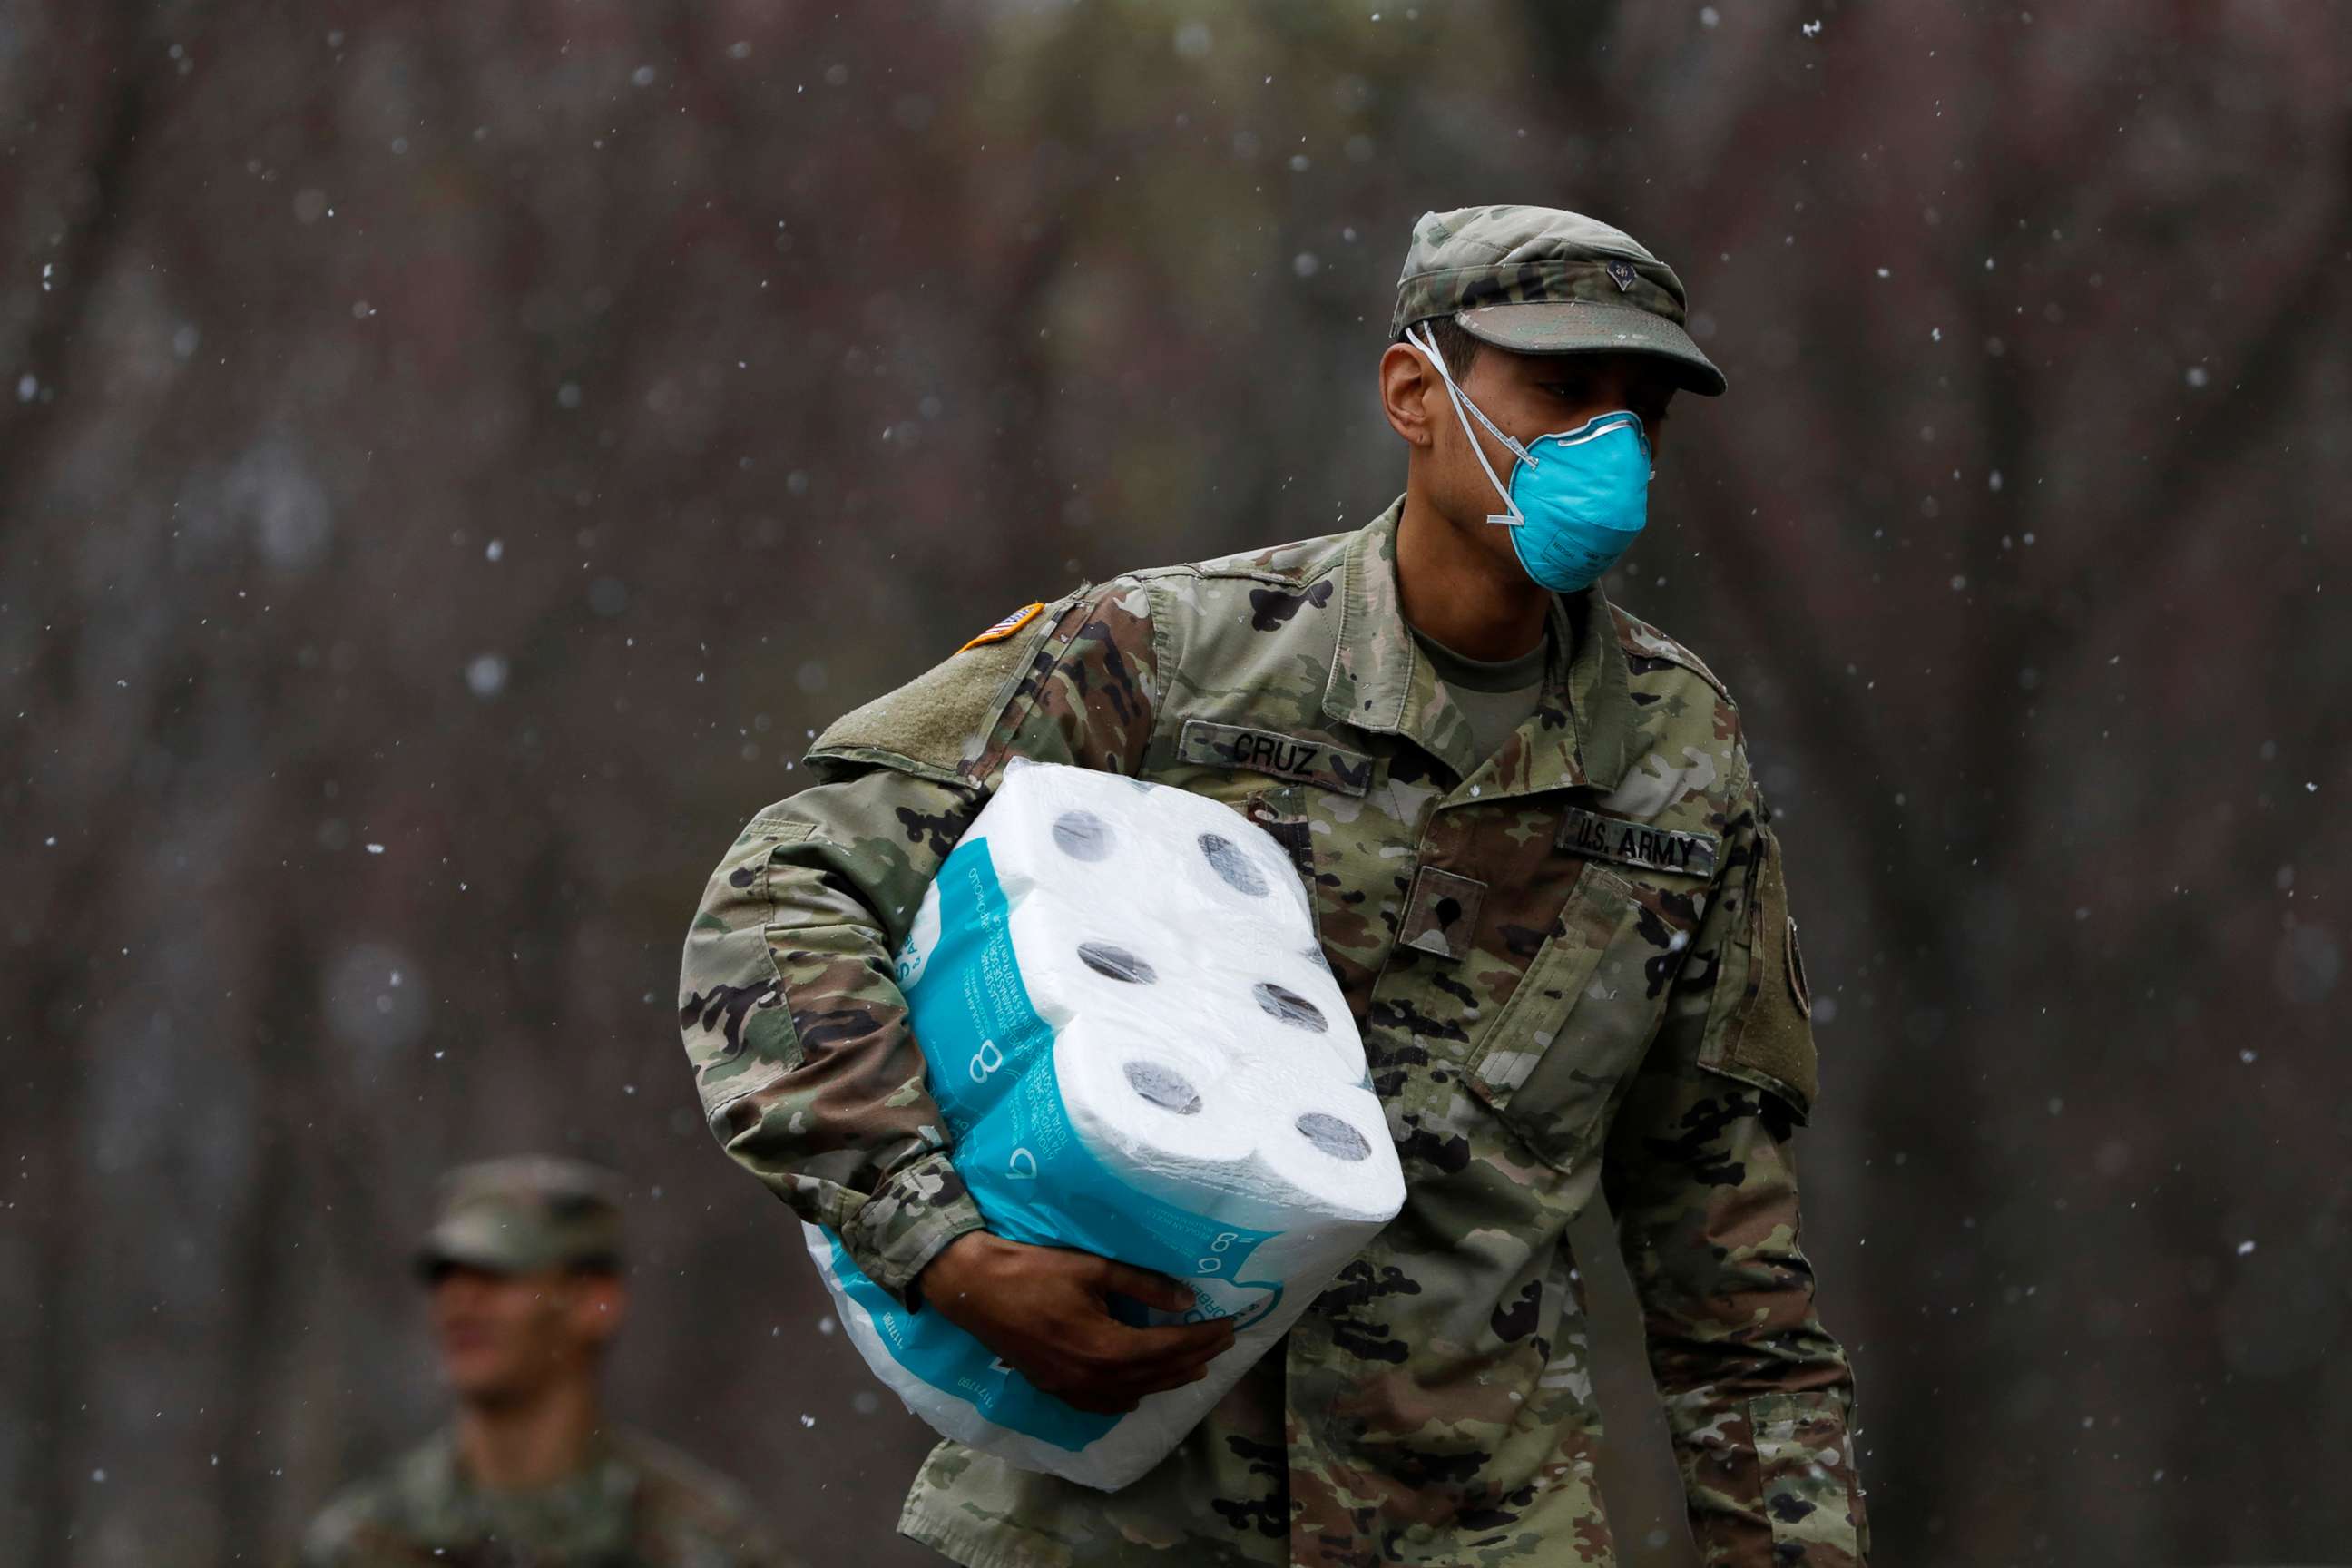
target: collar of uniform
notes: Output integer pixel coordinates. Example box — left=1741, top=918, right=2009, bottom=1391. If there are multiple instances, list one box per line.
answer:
left=1564, top=583, right=1634, bottom=792
left=1321, top=496, right=1418, bottom=739
left=1322, top=497, right=1483, bottom=780
left=404, top=1426, right=639, bottom=1553
left=1322, top=498, right=1635, bottom=794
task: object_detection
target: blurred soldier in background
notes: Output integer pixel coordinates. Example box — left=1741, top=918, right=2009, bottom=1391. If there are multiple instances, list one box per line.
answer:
left=299, top=1156, right=787, bottom=1567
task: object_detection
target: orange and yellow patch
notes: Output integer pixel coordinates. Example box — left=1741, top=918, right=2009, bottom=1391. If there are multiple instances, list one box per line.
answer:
left=958, top=601, right=1045, bottom=653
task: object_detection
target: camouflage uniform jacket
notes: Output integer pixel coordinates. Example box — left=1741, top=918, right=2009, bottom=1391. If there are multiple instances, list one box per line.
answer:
left=299, top=1426, right=786, bottom=1568
left=680, top=499, right=1868, bottom=1566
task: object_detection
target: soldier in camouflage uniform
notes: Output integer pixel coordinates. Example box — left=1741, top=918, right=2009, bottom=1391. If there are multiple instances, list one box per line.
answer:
left=679, top=206, right=1868, bottom=1565
left=300, top=1157, right=787, bottom=1568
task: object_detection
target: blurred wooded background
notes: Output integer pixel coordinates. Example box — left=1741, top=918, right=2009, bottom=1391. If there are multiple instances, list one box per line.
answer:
left=5, top=2, right=2348, bottom=1563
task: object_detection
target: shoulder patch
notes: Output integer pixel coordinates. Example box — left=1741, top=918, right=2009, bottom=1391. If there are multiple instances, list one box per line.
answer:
left=810, top=588, right=1085, bottom=783
left=1610, top=603, right=1733, bottom=703
left=1700, top=826, right=1818, bottom=1121
left=959, top=601, right=1045, bottom=652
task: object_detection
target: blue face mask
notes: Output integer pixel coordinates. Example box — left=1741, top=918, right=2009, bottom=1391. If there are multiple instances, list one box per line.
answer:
left=1408, top=324, right=1653, bottom=593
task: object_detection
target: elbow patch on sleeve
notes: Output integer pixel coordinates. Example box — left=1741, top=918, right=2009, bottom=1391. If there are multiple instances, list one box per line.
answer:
left=806, top=589, right=1085, bottom=784
left=1699, top=827, right=1819, bottom=1121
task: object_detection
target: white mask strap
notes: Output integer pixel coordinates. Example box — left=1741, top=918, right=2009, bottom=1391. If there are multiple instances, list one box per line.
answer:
left=1407, top=323, right=1527, bottom=528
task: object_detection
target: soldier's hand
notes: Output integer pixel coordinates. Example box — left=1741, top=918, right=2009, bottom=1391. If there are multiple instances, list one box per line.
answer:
left=916, top=1231, right=1238, bottom=1415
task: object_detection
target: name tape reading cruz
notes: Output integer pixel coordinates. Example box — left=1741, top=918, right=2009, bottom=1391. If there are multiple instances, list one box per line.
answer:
left=1178, top=719, right=1375, bottom=797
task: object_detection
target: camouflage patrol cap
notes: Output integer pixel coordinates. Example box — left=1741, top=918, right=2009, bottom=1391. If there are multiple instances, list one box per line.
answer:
left=1391, top=204, right=1727, bottom=396
left=414, top=1155, right=626, bottom=1278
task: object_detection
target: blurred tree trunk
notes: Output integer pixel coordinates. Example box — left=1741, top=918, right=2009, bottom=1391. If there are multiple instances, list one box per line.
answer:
left=22, top=961, right=92, bottom=1567
left=0, top=0, right=156, bottom=522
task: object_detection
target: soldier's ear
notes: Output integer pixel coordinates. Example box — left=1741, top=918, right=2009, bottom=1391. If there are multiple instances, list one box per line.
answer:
left=568, top=1270, right=628, bottom=1348
left=1378, top=342, right=1439, bottom=448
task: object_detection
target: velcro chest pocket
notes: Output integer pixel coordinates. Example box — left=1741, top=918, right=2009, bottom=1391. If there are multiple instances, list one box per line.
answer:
left=1463, top=860, right=1703, bottom=1173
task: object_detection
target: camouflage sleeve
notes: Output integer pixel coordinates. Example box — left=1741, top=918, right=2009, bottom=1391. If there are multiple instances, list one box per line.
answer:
left=294, top=1514, right=344, bottom=1568
left=293, top=1498, right=424, bottom=1568
left=1601, top=758, right=1870, bottom=1566
left=679, top=583, right=1161, bottom=1307
left=625, top=1433, right=805, bottom=1568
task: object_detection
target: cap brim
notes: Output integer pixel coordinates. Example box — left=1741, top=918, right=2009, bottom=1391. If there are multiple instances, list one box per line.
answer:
left=414, top=1213, right=549, bottom=1279
left=1456, top=301, right=1728, bottom=397
left=414, top=1245, right=522, bottom=1282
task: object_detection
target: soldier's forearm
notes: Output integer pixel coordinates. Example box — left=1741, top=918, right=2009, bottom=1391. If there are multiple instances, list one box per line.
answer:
left=681, top=776, right=989, bottom=1300
left=681, top=584, right=1165, bottom=1313
left=1643, top=1261, right=1867, bottom=1560
left=1640, top=1212, right=1866, bottom=1564
left=1620, top=1101, right=1867, bottom=1563
left=1667, top=1379, right=1868, bottom=1567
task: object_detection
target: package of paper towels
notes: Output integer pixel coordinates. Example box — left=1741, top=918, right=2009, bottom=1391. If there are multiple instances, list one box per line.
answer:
left=801, top=759, right=1405, bottom=1490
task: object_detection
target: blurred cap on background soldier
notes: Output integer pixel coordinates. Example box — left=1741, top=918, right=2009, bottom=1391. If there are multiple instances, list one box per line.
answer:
left=299, top=1155, right=790, bottom=1568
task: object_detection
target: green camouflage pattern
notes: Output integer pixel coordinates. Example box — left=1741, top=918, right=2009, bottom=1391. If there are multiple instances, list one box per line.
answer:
left=679, top=500, right=1865, bottom=1564
left=299, top=1426, right=787, bottom=1567
left=1390, top=205, right=1727, bottom=397
left=415, top=1155, right=628, bottom=1279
